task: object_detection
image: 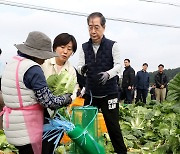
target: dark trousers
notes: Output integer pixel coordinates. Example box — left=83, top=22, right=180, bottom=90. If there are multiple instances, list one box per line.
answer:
left=135, top=89, right=148, bottom=104
left=42, top=109, right=60, bottom=154
left=151, top=95, right=156, bottom=100
left=42, top=137, right=56, bottom=154
left=84, top=94, right=127, bottom=154
left=15, top=144, right=33, bottom=154
left=16, top=141, right=56, bottom=154
left=123, top=88, right=133, bottom=104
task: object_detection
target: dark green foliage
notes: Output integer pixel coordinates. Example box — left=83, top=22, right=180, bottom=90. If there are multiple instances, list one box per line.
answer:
left=167, top=73, right=180, bottom=101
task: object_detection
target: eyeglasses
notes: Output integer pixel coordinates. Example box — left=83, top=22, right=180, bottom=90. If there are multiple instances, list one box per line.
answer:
left=88, top=25, right=101, bottom=31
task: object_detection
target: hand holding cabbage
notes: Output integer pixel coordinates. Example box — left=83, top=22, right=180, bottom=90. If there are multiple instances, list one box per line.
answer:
left=47, top=70, right=76, bottom=117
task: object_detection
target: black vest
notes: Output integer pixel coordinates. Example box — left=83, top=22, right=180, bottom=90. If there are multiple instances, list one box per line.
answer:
left=82, top=36, right=118, bottom=96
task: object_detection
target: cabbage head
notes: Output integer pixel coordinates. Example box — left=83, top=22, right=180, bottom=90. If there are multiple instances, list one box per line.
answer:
left=47, top=70, right=76, bottom=96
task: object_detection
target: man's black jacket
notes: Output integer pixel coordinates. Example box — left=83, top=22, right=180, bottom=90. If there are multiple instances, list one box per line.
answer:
left=154, top=72, right=168, bottom=88
left=122, top=66, right=135, bottom=88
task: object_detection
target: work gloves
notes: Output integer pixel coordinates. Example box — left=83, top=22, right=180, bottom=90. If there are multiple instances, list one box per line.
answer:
left=81, top=64, right=88, bottom=76
left=81, top=64, right=110, bottom=85
left=62, top=93, right=72, bottom=106
left=98, top=72, right=110, bottom=85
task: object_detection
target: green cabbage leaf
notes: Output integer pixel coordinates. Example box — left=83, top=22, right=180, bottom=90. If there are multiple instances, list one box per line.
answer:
left=167, top=72, right=180, bottom=101
left=47, top=70, right=76, bottom=96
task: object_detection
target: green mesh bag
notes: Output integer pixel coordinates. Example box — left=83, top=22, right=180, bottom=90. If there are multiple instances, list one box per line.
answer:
left=68, top=106, right=105, bottom=154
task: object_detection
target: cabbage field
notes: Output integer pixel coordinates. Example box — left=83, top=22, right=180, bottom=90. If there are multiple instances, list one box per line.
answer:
left=55, top=73, right=180, bottom=154
left=118, top=100, right=180, bottom=154
left=116, top=73, right=180, bottom=154
left=117, top=73, right=180, bottom=154
left=0, top=73, right=180, bottom=154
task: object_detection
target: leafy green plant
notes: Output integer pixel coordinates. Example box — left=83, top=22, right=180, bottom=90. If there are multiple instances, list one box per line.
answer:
left=47, top=70, right=76, bottom=119
left=167, top=72, right=180, bottom=101
left=118, top=100, right=180, bottom=153
left=0, top=130, right=19, bottom=154
left=47, top=70, right=76, bottom=96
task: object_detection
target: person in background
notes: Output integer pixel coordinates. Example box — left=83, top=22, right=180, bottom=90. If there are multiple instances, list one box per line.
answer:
left=135, top=63, right=149, bottom=104
left=150, top=84, right=156, bottom=100
left=154, top=64, right=168, bottom=102
left=78, top=12, right=127, bottom=154
left=41, top=33, right=78, bottom=154
left=0, top=31, right=72, bottom=154
left=122, top=59, right=135, bottom=104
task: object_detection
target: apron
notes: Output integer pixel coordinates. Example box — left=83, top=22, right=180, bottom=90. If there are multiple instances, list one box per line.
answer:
left=0, top=56, right=44, bottom=154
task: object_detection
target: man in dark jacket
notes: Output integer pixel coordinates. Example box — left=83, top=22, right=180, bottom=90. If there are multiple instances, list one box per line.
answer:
left=78, top=12, right=127, bottom=154
left=122, top=59, right=135, bottom=104
left=154, top=64, right=168, bottom=102
left=135, top=63, right=149, bottom=104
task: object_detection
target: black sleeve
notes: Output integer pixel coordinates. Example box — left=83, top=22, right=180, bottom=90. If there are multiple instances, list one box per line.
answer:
left=129, top=68, right=135, bottom=86
left=148, top=74, right=150, bottom=86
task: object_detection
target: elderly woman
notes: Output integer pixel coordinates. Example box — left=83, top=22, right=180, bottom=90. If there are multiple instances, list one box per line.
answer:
left=0, top=31, right=72, bottom=154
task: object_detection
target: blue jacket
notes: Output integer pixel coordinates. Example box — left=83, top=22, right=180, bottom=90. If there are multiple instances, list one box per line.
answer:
left=135, top=70, right=149, bottom=90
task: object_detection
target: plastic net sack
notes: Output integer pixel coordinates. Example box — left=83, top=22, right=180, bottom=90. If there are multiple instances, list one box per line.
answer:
left=68, top=106, right=105, bottom=154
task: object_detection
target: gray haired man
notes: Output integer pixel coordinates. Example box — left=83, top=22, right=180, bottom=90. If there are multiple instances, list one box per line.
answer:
left=78, top=12, right=127, bottom=154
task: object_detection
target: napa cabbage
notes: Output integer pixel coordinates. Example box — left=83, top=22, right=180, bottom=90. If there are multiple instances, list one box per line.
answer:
left=47, top=70, right=76, bottom=96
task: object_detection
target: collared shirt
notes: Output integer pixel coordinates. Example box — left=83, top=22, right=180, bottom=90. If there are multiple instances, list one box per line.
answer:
left=41, top=58, right=76, bottom=79
left=41, top=58, right=78, bottom=99
left=78, top=42, right=121, bottom=79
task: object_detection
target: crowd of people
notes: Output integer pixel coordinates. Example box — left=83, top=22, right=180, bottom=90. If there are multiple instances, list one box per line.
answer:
left=119, top=61, right=168, bottom=105
left=0, top=12, right=169, bottom=154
